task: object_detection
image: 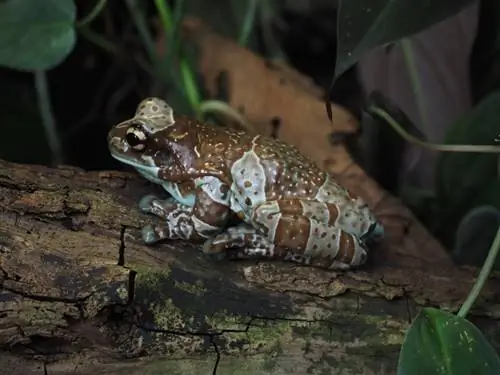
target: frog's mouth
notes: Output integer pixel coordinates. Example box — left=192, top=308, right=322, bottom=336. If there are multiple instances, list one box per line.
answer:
left=110, top=151, right=163, bottom=180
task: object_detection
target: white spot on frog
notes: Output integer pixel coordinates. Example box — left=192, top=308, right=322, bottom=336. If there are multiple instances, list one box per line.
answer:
left=195, top=176, right=230, bottom=206
left=230, top=137, right=267, bottom=217
left=314, top=175, right=349, bottom=206
left=252, top=201, right=281, bottom=241
left=299, top=201, right=330, bottom=222
left=134, top=98, right=176, bottom=132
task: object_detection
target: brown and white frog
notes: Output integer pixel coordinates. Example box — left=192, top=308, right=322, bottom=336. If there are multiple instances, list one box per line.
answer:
left=107, top=97, right=384, bottom=269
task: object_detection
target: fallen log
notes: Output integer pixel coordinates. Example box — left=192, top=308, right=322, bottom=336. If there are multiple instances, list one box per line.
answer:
left=0, top=158, right=499, bottom=375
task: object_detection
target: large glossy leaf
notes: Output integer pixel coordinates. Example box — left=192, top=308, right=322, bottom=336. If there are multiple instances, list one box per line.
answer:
left=0, top=0, right=76, bottom=71
left=398, top=307, right=500, bottom=375
left=471, top=0, right=500, bottom=99
left=436, top=92, right=500, bottom=233
left=335, top=0, right=475, bottom=79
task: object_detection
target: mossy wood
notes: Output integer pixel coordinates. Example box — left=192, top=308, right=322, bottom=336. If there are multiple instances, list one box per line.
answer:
left=0, top=159, right=499, bottom=375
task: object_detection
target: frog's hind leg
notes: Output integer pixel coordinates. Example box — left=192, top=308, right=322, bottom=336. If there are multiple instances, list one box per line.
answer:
left=276, top=199, right=380, bottom=243
left=251, top=200, right=369, bottom=269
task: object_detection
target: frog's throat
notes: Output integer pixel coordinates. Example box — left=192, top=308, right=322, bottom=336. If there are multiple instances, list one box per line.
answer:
left=164, top=170, right=231, bottom=186
left=110, top=151, right=231, bottom=189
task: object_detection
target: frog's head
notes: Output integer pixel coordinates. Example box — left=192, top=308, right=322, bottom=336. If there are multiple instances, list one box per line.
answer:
left=107, top=97, right=176, bottom=183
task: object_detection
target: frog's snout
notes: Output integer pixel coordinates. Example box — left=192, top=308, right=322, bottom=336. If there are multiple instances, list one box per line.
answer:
left=108, top=135, right=127, bottom=153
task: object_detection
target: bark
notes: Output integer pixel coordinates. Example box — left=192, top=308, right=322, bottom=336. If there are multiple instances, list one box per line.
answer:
left=0, top=158, right=499, bottom=375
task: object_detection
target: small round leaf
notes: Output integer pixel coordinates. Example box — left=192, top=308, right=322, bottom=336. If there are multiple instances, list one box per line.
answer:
left=0, top=0, right=76, bottom=71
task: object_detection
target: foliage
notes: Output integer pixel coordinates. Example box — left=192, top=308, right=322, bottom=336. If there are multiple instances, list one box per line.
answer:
left=0, top=0, right=263, bottom=165
left=335, top=0, right=500, bottom=257
left=436, top=92, right=500, bottom=242
left=335, top=0, right=500, bottom=373
left=334, top=0, right=476, bottom=80
left=398, top=307, right=500, bottom=375
left=0, top=0, right=76, bottom=71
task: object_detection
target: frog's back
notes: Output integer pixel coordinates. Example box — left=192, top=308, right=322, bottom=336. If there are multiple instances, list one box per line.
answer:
left=187, top=120, right=353, bottom=204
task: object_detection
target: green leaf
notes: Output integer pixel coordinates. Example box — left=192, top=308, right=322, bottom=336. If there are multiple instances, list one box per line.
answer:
left=398, top=307, right=500, bottom=375
left=470, top=0, right=500, bottom=99
left=335, top=0, right=475, bottom=80
left=452, top=206, right=500, bottom=268
left=0, top=0, right=76, bottom=71
left=360, top=91, right=426, bottom=191
left=436, top=92, right=500, bottom=233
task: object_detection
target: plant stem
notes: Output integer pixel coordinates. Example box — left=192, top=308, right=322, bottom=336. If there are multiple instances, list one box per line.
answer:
left=238, top=0, right=258, bottom=46
left=199, top=100, right=256, bottom=133
left=78, top=27, right=119, bottom=55
left=458, top=225, right=500, bottom=318
left=154, top=0, right=172, bottom=29
left=259, top=0, right=287, bottom=60
left=401, top=39, right=429, bottom=133
left=368, top=106, right=500, bottom=154
left=125, top=0, right=157, bottom=64
left=76, top=0, right=107, bottom=28
left=154, top=0, right=201, bottom=115
left=34, top=70, right=63, bottom=166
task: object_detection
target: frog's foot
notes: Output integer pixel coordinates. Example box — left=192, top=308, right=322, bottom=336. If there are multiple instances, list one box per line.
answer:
left=139, top=195, right=182, bottom=216
left=141, top=224, right=163, bottom=244
left=252, top=200, right=369, bottom=269
left=140, top=205, right=199, bottom=244
left=138, top=195, right=197, bottom=244
left=202, top=225, right=275, bottom=261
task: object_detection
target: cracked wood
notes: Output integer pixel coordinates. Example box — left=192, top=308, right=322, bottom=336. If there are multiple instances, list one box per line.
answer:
left=1, top=158, right=500, bottom=375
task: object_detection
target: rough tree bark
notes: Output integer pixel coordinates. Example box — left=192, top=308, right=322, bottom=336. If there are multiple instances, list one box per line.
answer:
left=0, top=158, right=499, bottom=375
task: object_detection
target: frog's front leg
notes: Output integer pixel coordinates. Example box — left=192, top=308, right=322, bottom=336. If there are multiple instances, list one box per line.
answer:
left=140, top=176, right=232, bottom=244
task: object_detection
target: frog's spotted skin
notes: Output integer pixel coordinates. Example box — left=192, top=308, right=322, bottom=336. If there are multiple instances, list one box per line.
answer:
left=108, top=97, right=384, bottom=269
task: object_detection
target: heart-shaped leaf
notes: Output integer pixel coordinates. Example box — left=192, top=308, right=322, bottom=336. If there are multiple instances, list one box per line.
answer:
left=335, top=0, right=475, bottom=80
left=0, top=0, right=76, bottom=71
left=398, top=307, right=500, bottom=375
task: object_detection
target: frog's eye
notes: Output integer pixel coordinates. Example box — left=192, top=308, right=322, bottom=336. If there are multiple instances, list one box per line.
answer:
left=125, top=127, right=148, bottom=151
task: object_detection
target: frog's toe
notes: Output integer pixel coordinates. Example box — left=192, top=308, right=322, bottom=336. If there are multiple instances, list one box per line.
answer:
left=350, top=237, right=369, bottom=267
left=141, top=224, right=160, bottom=244
left=201, top=238, right=227, bottom=261
left=139, top=195, right=160, bottom=213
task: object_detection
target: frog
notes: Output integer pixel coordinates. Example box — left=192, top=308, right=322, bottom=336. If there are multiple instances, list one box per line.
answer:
left=107, top=97, right=384, bottom=269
